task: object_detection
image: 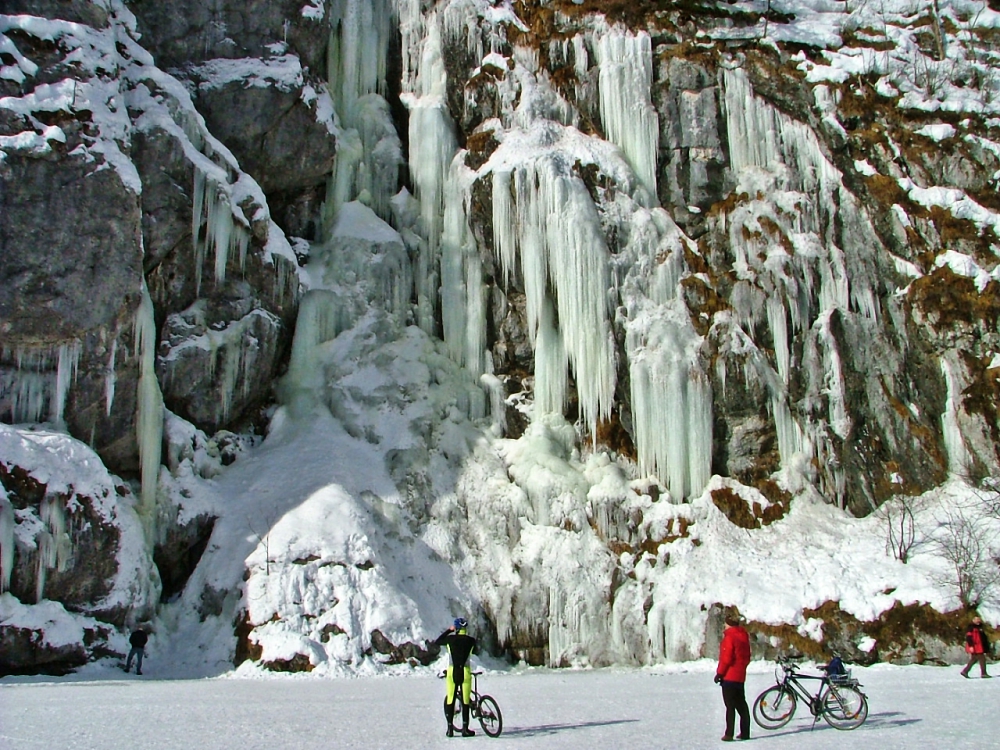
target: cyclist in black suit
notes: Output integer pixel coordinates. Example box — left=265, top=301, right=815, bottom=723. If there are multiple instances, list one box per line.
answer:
left=435, top=617, right=478, bottom=736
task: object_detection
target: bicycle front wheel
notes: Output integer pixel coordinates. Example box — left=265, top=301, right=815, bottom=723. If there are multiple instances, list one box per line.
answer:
left=476, top=694, right=503, bottom=737
left=753, top=685, right=797, bottom=729
left=821, top=684, right=868, bottom=730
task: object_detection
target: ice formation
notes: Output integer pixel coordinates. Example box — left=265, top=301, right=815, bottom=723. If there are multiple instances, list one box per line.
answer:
left=191, top=166, right=251, bottom=295
left=400, top=14, right=459, bottom=334
left=0, top=487, right=14, bottom=592
left=134, top=285, right=164, bottom=526
left=324, top=0, right=402, bottom=229
left=941, top=356, right=971, bottom=477
left=595, top=30, right=659, bottom=205
left=490, top=156, right=617, bottom=436
left=35, top=496, right=72, bottom=602
left=0, top=343, right=81, bottom=427
left=719, top=65, right=880, bottom=481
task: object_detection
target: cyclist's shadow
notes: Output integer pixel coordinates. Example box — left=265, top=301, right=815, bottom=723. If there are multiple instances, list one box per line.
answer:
left=768, top=711, right=921, bottom=736
left=501, top=718, right=639, bottom=738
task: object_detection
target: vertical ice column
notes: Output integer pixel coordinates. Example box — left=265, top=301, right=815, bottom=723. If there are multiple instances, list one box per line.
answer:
left=402, top=14, right=459, bottom=334
left=626, top=301, right=712, bottom=501
left=328, top=0, right=390, bottom=117
left=134, top=285, right=164, bottom=530
left=441, top=166, right=486, bottom=374
left=105, top=338, right=118, bottom=416
left=596, top=29, right=659, bottom=204
left=281, top=289, right=345, bottom=415
left=941, top=356, right=971, bottom=476
left=52, top=342, right=80, bottom=427
left=326, top=0, right=400, bottom=224
left=0, top=488, right=13, bottom=593
left=534, top=299, right=568, bottom=415
left=481, top=371, right=507, bottom=432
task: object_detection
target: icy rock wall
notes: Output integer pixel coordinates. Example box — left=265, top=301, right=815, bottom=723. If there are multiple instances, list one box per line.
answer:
left=0, top=424, right=157, bottom=625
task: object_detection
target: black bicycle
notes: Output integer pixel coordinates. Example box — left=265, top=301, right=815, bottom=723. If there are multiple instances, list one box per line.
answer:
left=440, top=669, right=504, bottom=737
left=753, top=656, right=869, bottom=731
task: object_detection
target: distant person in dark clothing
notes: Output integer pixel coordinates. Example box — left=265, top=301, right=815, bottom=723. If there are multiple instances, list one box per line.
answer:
left=434, top=617, right=477, bottom=737
left=715, top=612, right=752, bottom=741
left=960, top=615, right=992, bottom=679
left=125, top=628, right=148, bottom=675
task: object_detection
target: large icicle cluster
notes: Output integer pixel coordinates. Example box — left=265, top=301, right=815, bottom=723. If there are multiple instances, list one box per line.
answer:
left=595, top=30, right=659, bottom=205
left=325, top=0, right=402, bottom=227
left=491, top=157, right=617, bottom=436
left=0, top=343, right=80, bottom=427
left=718, top=66, right=885, bottom=504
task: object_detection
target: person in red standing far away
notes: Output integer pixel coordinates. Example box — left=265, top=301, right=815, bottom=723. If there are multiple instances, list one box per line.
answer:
left=715, top=611, right=752, bottom=742
left=960, top=615, right=992, bottom=679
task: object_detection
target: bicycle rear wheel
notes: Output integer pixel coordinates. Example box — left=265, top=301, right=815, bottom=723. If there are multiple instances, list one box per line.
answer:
left=476, top=694, right=503, bottom=737
left=821, top=684, right=868, bottom=730
left=753, top=685, right=797, bottom=729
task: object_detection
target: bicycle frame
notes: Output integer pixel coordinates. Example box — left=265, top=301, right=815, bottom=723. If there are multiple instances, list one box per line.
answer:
left=777, top=669, right=831, bottom=714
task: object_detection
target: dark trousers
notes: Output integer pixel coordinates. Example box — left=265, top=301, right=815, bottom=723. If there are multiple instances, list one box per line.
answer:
left=961, top=653, right=988, bottom=677
left=125, top=646, right=144, bottom=673
left=721, top=681, right=750, bottom=739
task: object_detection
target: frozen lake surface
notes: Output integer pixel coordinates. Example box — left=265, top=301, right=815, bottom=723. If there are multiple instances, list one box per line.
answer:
left=1, top=662, right=996, bottom=749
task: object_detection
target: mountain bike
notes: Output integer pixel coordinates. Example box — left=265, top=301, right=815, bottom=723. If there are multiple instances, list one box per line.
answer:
left=439, top=669, right=504, bottom=737
left=753, top=656, right=869, bottom=731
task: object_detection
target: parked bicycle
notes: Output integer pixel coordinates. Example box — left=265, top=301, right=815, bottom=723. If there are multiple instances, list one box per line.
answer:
left=439, top=669, right=504, bottom=737
left=753, top=656, right=869, bottom=731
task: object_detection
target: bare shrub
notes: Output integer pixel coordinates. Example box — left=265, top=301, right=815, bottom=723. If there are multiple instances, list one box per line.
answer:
left=877, top=494, right=928, bottom=564
left=931, top=506, right=1000, bottom=610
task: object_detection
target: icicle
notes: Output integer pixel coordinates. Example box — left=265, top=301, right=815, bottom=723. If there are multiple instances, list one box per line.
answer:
left=35, top=495, right=71, bottom=602
left=191, top=166, right=251, bottom=294
left=595, top=29, right=659, bottom=204
left=134, top=284, right=164, bottom=527
left=441, top=173, right=471, bottom=368
left=534, top=299, right=568, bottom=416
left=492, top=170, right=517, bottom=287
left=0, top=490, right=13, bottom=593
left=105, top=338, right=117, bottom=417
left=52, top=342, right=80, bottom=426
left=771, top=393, right=806, bottom=463
left=767, top=295, right=790, bottom=384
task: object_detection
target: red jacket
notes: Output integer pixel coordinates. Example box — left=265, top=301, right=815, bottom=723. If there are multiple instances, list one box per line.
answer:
left=717, top=625, right=751, bottom=682
left=966, top=624, right=989, bottom=655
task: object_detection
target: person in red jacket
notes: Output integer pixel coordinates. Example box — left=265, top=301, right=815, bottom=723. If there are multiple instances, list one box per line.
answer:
left=960, top=615, right=992, bottom=679
left=715, top=612, right=752, bottom=741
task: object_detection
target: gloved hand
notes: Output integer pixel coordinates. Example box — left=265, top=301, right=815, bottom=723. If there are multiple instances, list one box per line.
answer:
left=714, top=674, right=723, bottom=684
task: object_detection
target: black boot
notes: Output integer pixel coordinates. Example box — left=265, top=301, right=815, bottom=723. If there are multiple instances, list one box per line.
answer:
left=444, top=698, right=456, bottom=737
left=461, top=703, right=475, bottom=736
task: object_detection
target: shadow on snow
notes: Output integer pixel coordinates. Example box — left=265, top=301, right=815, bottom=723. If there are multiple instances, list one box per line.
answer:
left=501, top=718, right=640, bottom=738
left=761, top=711, right=921, bottom=738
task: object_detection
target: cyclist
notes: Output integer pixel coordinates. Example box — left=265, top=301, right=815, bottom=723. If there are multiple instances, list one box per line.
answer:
left=435, top=617, right=478, bottom=737
left=715, top=612, right=751, bottom=741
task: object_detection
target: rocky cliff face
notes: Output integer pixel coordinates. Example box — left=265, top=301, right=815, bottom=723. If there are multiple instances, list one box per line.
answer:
left=1, top=0, right=998, bottom=673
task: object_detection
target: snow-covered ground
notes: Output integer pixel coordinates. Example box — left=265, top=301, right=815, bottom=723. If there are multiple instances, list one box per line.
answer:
left=1, top=662, right=995, bottom=749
